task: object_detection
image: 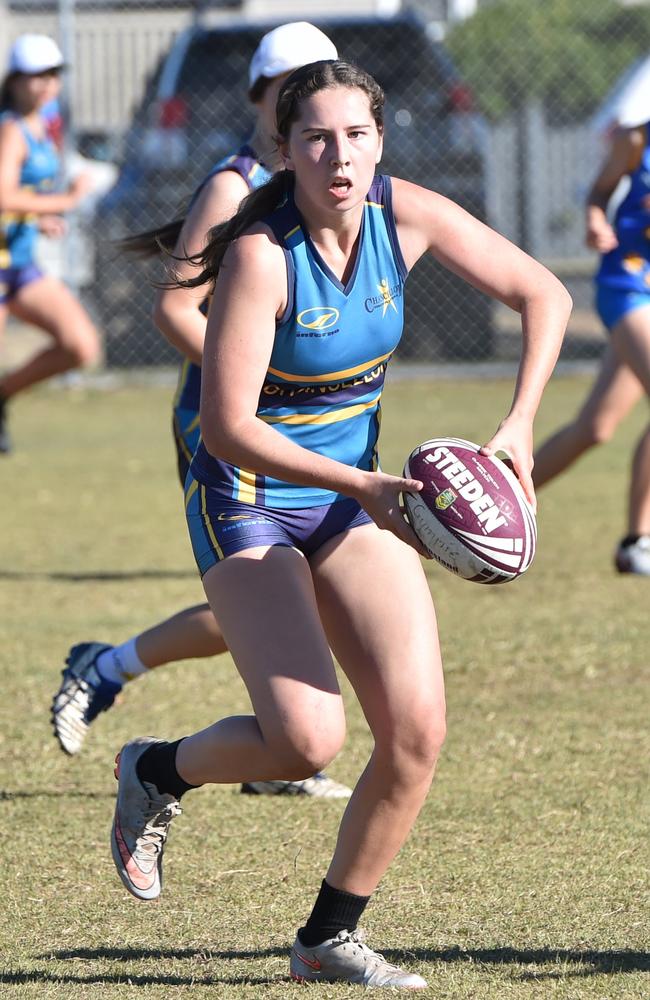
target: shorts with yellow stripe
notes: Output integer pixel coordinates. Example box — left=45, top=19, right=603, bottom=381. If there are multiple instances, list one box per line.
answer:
left=184, top=473, right=372, bottom=576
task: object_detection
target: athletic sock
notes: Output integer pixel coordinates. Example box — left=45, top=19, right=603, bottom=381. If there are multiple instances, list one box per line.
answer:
left=136, top=737, right=200, bottom=799
left=620, top=534, right=642, bottom=549
left=298, top=879, right=371, bottom=947
left=97, top=638, right=148, bottom=685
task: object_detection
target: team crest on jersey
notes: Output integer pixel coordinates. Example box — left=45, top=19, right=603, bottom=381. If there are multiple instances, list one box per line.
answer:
left=623, top=255, right=644, bottom=273
left=297, top=307, right=340, bottom=330
left=435, top=488, right=457, bottom=511
left=364, top=277, right=401, bottom=316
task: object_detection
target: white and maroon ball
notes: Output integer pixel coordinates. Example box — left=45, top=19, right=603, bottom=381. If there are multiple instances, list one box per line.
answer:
left=403, top=437, right=536, bottom=584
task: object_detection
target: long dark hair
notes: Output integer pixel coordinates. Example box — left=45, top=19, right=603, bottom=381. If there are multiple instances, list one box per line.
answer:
left=117, top=217, right=188, bottom=259
left=0, top=72, right=19, bottom=112
left=171, top=60, right=385, bottom=289
left=119, top=69, right=282, bottom=261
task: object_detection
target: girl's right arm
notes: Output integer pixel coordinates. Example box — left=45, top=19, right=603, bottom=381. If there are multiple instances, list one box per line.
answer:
left=0, top=118, right=86, bottom=215
left=152, top=169, right=249, bottom=365
left=585, top=126, right=644, bottom=253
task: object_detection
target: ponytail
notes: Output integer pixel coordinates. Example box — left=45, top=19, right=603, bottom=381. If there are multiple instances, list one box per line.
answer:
left=174, top=171, right=291, bottom=289
left=117, top=218, right=185, bottom=259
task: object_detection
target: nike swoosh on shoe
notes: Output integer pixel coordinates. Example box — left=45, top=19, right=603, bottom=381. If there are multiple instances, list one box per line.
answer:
left=293, top=950, right=322, bottom=972
left=114, top=818, right=156, bottom=891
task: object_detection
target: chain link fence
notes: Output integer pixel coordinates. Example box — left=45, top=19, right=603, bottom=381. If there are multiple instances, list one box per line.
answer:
left=2, top=0, right=650, bottom=366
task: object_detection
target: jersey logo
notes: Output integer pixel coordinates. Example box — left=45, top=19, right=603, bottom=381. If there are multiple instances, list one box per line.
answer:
left=364, top=277, right=402, bottom=315
left=623, top=254, right=644, bottom=273
left=377, top=277, right=398, bottom=316
left=297, top=307, right=340, bottom=330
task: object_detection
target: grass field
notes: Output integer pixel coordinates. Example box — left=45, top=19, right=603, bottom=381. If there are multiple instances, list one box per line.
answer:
left=0, top=374, right=648, bottom=999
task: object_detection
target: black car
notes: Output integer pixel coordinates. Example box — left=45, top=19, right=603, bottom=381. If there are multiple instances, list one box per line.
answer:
left=91, top=13, right=491, bottom=366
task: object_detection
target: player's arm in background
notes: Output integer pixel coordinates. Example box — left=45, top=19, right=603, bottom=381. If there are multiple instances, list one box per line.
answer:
left=391, top=176, right=573, bottom=506
left=0, top=118, right=90, bottom=215
left=585, top=126, right=644, bottom=254
left=152, top=169, right=249, bottom=366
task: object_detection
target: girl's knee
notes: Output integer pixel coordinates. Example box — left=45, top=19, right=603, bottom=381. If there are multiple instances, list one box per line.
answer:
left=575, top=411, right=619, bottom=448
left=583, top=420, right=616, bottom=447
left=70, top=325, right=100, bottom=367
left=54, top=319, right=100, bottom=368
left=269, top=713, right=346, bottom=778
left=378, top=710, right=446, bottom=779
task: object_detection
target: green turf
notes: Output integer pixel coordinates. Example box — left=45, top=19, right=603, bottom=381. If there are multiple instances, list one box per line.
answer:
left=0, top=375, right=648, bottom=999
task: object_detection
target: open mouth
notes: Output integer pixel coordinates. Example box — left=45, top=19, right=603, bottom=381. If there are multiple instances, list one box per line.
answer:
left=330, top=178, right=352, bottom=194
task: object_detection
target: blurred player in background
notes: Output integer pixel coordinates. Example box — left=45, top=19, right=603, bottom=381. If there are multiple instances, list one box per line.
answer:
left=533, top=116, right=650, bottom=575
left=51, top=23, right=351, bottom=799
left=0, top=34, right=99, bottom=453
left=108, top=60, right=571, bottom=987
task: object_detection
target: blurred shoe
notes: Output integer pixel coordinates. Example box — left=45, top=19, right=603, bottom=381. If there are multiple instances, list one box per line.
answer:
left=51, top=642, right=121, bottom=755
left=0, top=395, right=11, bottom=454
left=615, top=535, right=650, bottom=575
left=111, top=737, right=181, bottom=901
left=290, top=928, right=427, bottom=988
left=241, top=773, right=352, bottom=798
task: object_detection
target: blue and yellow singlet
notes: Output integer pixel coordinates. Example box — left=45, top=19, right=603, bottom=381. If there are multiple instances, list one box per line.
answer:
left=0, top=114, right=59, bottom=269
left=597, top=122, right=650, bottom=294
left=189, top=174, right=408, bottom=509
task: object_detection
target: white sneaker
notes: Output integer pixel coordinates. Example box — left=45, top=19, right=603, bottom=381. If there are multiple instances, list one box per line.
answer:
left=290, top=928, right=427, bottom=988
left=51, top=643, right=121, bottom=755
left=615, top=536, right=650, bottom=575
left=110, top=737, right=181, bottom=901
left=241, top=773, right=352, bottom=798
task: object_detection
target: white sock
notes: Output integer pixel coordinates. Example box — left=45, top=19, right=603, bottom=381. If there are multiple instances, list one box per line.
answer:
left=96, top=638, right=148, bottom=685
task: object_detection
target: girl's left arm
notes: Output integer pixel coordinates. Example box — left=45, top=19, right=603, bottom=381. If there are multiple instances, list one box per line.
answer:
left=392, top=177, right=573, bottom=507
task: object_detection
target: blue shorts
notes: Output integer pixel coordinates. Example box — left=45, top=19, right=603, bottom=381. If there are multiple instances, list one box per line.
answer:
left=172, top=407, right=201, bottom=487
left=184, top=476, right=373, bottom=576
left=595, top=286, right=650, bottom=332
left=0, top=264, right=43, bottom=305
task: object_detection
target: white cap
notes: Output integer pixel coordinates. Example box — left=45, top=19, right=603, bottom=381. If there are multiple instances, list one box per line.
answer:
left=591, top=54, right=650, bottom=136
left=249, top=22, right=337, bottom=90
left=8, top=34, right=64, bottom=75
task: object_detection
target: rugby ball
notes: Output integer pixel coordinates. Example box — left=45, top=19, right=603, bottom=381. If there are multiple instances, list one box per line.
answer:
left=403, top=437, right=536, bottom=584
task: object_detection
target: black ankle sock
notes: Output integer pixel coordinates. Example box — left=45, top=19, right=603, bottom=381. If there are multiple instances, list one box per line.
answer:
left=620, top=534, right=641, bottom=549
left=298, top=879, right=371, bottom=947
left=136, top=738, right=200, bottom=799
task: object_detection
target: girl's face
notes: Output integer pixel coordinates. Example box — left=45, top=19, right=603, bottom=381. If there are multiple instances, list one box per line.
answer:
left=281, top=85, right=383, bottom=213
left=11, top=69, right=61, bottom=113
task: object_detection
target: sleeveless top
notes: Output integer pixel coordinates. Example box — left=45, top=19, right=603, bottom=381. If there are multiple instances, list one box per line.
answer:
left=596, top=122, right=650, bottom=293
left=172, top=145, right=272, bottom=415
left=0, top=113, right=59, bottom=268
left=190, top=174, right=408, bottom=509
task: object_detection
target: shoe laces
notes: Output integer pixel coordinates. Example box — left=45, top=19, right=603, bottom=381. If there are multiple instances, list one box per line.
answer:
left=135, top=798, right=182, bottom=860
left=336, top=929, right=382, bottom=958
left=336, top=929, right=404, bottom=971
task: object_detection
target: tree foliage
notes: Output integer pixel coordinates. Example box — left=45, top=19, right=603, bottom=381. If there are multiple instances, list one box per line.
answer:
left=447, top=0, right=650, bottom=121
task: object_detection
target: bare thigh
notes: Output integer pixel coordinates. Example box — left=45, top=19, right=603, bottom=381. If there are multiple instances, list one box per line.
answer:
left=10, top=275, right=97, bottom=354
left=310, top=523, right=445, bottom=749
left=611, top=305, right=650, bottom=397
left=575, top=340, right=643, bottom=431
left=201, top=545, right=346, bottom=757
